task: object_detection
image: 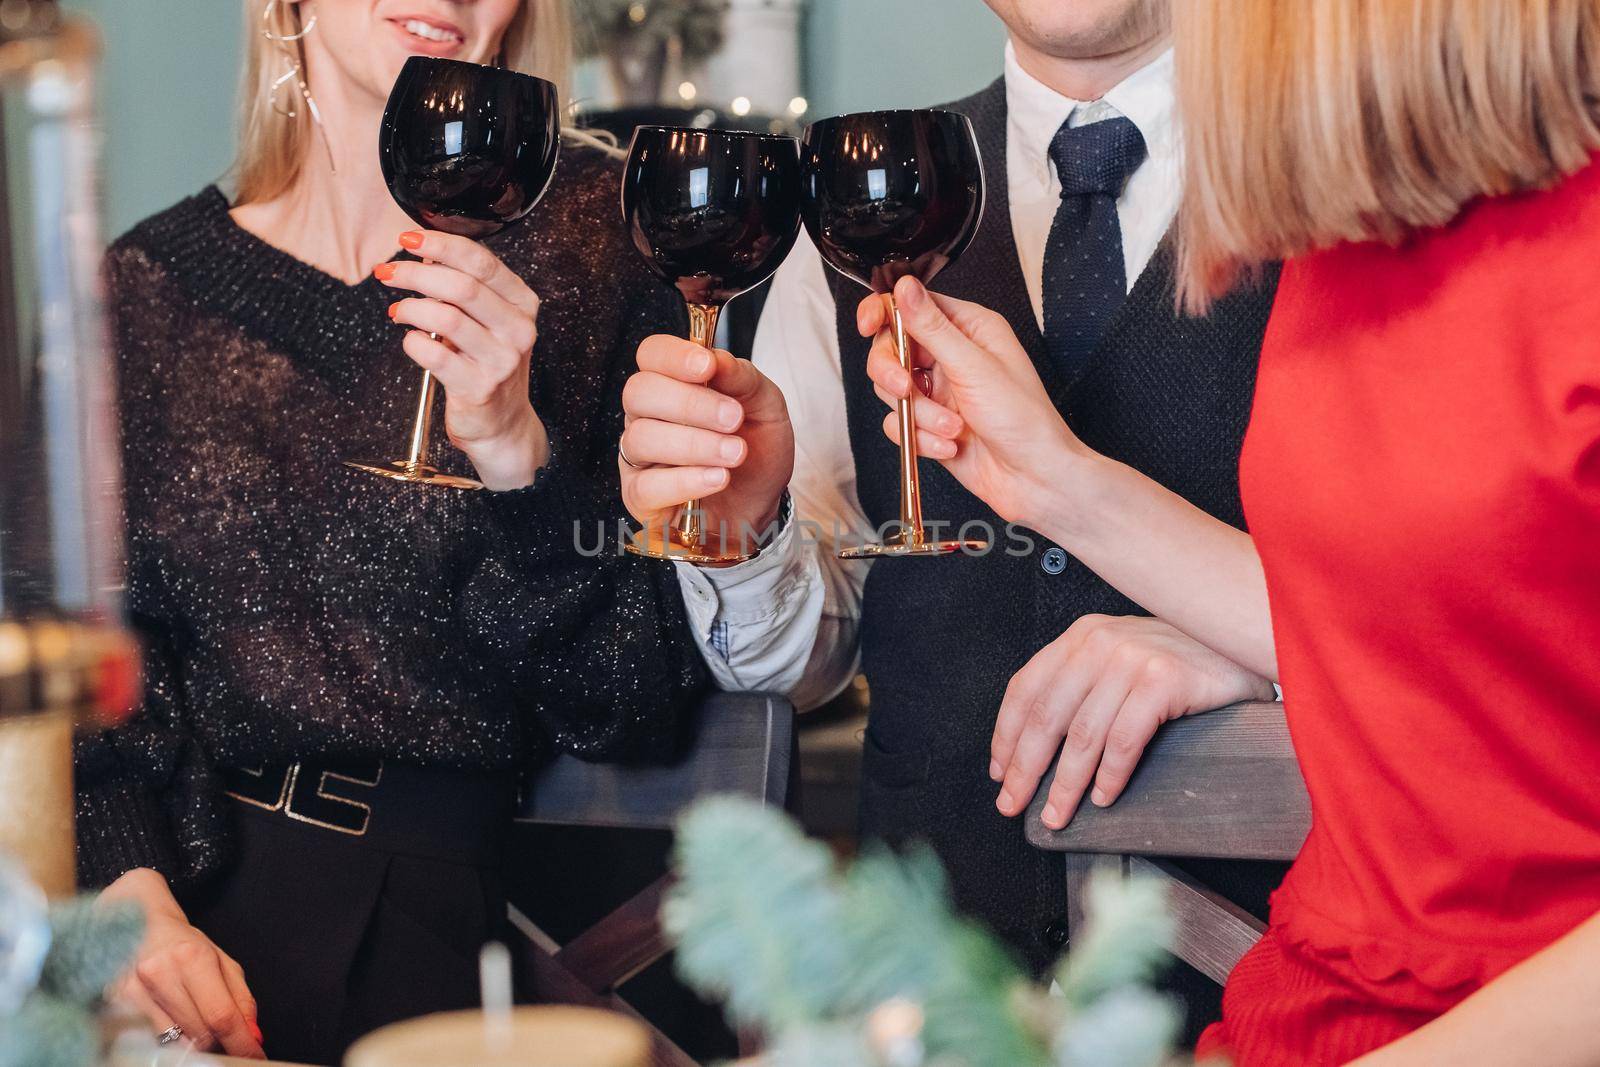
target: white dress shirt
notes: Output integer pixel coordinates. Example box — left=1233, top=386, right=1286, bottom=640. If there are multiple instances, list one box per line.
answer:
left=672, top=44, right=1181, bottom=710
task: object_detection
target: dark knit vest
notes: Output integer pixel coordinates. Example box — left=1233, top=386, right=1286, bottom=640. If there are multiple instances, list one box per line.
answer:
left=827, top=79, right=1281, bottom=973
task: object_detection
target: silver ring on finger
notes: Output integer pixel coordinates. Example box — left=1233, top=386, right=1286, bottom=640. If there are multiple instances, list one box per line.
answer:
left=619, top=439, right=651, bottom=471
left=158, top=1025, right=185, bottom=1046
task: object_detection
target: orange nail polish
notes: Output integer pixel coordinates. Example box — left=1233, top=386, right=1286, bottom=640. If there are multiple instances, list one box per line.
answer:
left=398, top=231, right=424, bottom=250
left=387, top=303, right=400, bottom=319
left=373, top=262, right=397, bottom=281
left=251, top=1020, right=263, bottom=1044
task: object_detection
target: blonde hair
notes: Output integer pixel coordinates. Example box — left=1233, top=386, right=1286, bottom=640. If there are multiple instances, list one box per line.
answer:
left=235, top=0, right=582, bottom=206
left=1174, top=0, right=1600, bottom=312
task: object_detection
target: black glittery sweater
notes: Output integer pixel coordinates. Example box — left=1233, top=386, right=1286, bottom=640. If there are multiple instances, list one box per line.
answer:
left=74, top=146, right=707, bottom=889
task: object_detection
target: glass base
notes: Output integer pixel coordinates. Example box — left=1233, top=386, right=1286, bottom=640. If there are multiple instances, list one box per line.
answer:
left=625, top=526, right=755, bottom=566
left=344, top=459, right=485, bottom=491
left=838, top=538, right=988, bottom=560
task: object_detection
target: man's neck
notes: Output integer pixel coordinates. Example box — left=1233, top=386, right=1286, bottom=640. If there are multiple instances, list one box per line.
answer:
left=1008, top=31, right=1170, bottom=102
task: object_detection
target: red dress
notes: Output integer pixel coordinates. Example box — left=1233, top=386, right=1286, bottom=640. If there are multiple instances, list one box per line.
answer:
left=1198, top=156, right=1600, bottom=1065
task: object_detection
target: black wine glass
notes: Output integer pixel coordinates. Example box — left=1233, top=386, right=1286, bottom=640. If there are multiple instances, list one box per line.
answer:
left=345, top=56, right=561, bottom=491
left=621, top=126, right=802, bottom=563
left=801, top=109, right=985, bottom=557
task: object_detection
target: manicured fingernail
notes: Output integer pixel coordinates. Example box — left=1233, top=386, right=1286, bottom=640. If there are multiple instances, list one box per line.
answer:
left=899, top=279, right=924, bottom=307
left=1041, top=803, right=1061, bottom=826
left=939, top=413, right=960, bottom=434
left=1090, top=788, right=1108, bottom=806
left=997, top=788, right=1015, bottom=813
left=373, top=262, right=398, bottom=281
left=398, top=231, right=424, bottom=250
left=387, top=302, right=400, bottom=319
left=988, top=759, right=1002, bottom=781
left=719, top=438, right=744, bottom=463
left=717, top=401, right=741, bottom=430
left=688, top=350, right=712, bottom=375
left=702, top=467, right=728, bottom=489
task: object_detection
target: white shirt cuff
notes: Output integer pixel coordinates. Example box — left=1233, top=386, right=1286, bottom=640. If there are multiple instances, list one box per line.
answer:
left=673, top=495, right=809, bottom=638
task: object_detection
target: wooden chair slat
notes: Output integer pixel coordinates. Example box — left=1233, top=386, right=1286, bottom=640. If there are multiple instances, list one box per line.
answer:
left=1133, top=857, right=1266, bottom=985
left=509, top=693, right=798, bottom=1066
left=1025, top=702, right=1311, bottom=862
left=519, top=694, right=792, bottom=830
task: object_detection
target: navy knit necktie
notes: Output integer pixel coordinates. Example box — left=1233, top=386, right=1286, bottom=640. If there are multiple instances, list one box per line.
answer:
left=1042, top=115, right=1147, bottom=377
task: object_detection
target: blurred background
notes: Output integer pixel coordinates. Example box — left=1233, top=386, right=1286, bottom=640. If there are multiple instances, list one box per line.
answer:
left=62, top=0, right=1007, bottom=238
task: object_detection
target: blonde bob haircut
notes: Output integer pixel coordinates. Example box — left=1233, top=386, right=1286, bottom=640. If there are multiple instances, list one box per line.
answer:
left=1174, top=0, right=1600, bottom=312
left=235, top=0, right=580, bottom=206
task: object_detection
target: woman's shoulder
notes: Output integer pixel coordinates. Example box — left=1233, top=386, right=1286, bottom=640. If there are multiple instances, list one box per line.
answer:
left=550, top=138, right=626, bottom=204
left=520, top=139, right=626, bottom=241
left=106, top=186, right=233, bottom=290
left=493, top=139, right=645, bottom=284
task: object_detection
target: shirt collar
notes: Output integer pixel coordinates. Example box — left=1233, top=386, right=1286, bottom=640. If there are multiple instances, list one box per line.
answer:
left=1003, top=39, right=1175, bottom=185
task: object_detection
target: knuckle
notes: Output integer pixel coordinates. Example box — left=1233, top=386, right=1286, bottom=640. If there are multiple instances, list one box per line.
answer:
left=1048, top=776, right=1077, bottom=804
left=1024, top=698, right=1054, bottom=732
left=1110, top=642, right=1145, bottom=671
left=1064, top=716, right=1098, bottom=753
left=202, top=1006, right=237, bottom=1032
left=621, top=374, right=646, bottom=410
left=488, top=353, right=518, bottom=386
left=169, top=940, right=203, bottom=966
left=1139, top=653, right=1176, bottom=685
left=1104, top=724, right=1146, bottom=760
left=463, top=242, right=495, bottom=278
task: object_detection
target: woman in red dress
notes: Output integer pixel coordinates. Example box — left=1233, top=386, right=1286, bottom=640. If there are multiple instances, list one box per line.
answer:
left=849, top=0, right=1600, bottom=1062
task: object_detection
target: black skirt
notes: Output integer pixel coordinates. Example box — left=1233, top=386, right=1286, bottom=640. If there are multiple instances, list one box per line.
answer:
left=178, top=761, right=517, bottom=1065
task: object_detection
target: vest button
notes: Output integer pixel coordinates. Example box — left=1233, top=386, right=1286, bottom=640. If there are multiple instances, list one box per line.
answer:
left=1040, top=918, right=1070, bottom=950
left=1041, top=547, right=1068, bottom=575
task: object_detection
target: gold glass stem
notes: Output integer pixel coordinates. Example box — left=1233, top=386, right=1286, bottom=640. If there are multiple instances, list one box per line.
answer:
left=676, top=302, right=723, bottom=550
left=406, top=367, right=438, bottom=470
left=405, top=259, right=445, bottom=471
left=890, top=298, right=926, bottom=547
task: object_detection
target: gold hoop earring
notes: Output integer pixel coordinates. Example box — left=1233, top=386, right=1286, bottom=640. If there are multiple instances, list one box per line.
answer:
left=262, top=0, right=317, bottom=43
left=262, top=1, right=337, bottom=174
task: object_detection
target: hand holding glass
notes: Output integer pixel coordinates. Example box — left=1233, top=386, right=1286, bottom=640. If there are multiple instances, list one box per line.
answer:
left=620, top=126, right=802, bottom=563
left=800, top=109, right=986, bottom=557
left=345, top=56, right=561, bottom=490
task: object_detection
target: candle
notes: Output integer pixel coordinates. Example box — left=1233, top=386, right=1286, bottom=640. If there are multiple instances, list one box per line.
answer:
left=0, top=708, right=77, bottom=898
left=343, top=1006, right=650, bottom=1067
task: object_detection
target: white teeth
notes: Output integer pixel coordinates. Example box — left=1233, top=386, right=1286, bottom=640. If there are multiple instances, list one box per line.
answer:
left=403, top=19, right=461, bottom=44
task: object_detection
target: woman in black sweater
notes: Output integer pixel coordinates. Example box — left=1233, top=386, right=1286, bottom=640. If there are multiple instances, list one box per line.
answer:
left=77, top=2, right=704, bottom=1062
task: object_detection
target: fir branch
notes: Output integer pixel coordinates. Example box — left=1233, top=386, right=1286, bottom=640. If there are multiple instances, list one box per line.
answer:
left=39, top=898, right=143, bottom=1006
left=1053, top=988, right=1182, bottom=1067
left=0, top=993, right=96, bottom=1067
left=1054, top=872, right=1175, bottom=1009
left=663, top=797, right=852, bottom=1029
left=838, top=846, right=1047, bottom=1066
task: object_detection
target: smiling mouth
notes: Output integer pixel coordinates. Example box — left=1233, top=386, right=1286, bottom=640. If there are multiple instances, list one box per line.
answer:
left=392, top=17, right=465, bottom=46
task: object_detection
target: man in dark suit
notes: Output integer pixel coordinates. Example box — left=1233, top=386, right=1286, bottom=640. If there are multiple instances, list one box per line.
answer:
left=617, top=0, right=1282, bottom=1033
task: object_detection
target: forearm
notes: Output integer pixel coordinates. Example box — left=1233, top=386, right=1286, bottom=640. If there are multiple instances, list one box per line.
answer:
left=1349, top=912, right=1600, bottom=1067
left=1032, top=450, right=1278, bottom=680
